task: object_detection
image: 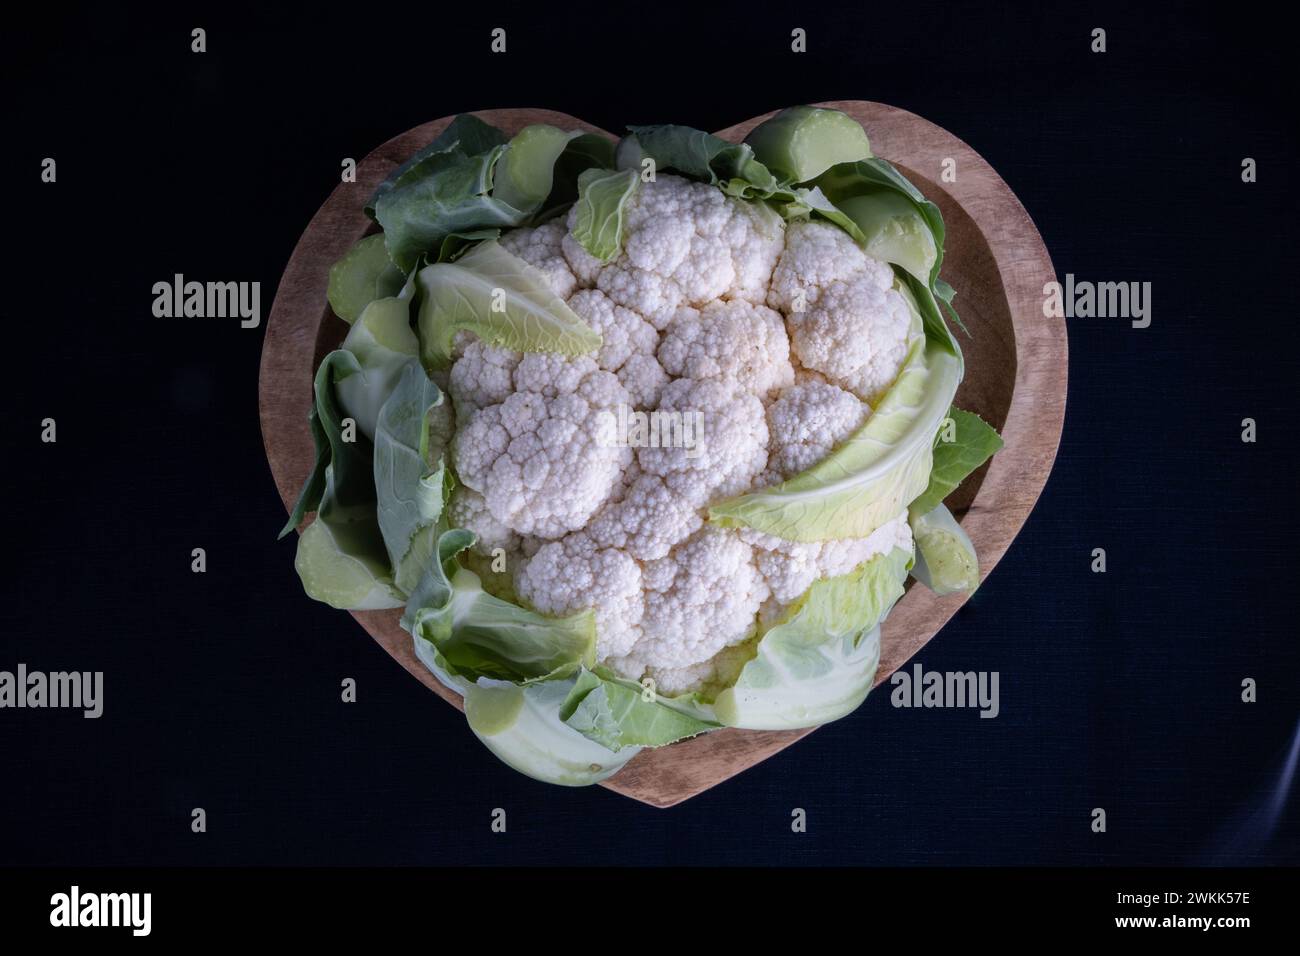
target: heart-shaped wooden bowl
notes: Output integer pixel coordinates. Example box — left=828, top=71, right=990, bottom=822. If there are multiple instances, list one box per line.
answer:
left=260, top=102, right=1065, bottom=807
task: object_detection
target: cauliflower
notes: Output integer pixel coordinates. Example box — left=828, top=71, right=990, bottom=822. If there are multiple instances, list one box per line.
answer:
left=447, top=486, right=520, bottom=557
left=565, top=174, right=785, bottom=329
left=636, top=377, right=769, bottom=507
left=743, top=512, right=914, bottom=604
left=615, top=352, right=670, bottom=410
left=435, top=175, right=918, bottom=694
left=631, top=527, right=769, bottom=685
left=786, top=275, right=914, bottom=403
left=498, top=222, right=578, bottom=299
left=657, top=300, right=795, bottom=398
left=767, top=219, right=891, bottom=311
left=291, top=107, right=983, bottom=776
left=767, top=219, right=915, bottom=402
left=763, top=379, right=870, bottom=482
left=587, top=472, right=702, bottom=561
left=451, top=353, right=631, bottom=539
left=515, top=533, right=645, bottom=661
left=447, top=340, right=519, bottom=416
left=567, top=289, right=668, bottom=408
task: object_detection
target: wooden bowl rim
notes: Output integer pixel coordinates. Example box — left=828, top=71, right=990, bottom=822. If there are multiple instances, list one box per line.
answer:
left=259, top=102, right=1065, bottom=807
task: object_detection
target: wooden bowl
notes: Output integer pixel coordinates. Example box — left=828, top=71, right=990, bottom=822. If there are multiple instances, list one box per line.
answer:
left=259, top=102, right=1066, bottom=807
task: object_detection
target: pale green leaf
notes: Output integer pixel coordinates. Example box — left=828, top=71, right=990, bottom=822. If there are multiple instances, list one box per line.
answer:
left=460, top=678, right=640, bottom=786
left=402, top=529, right=596, bottom=684
left=743, top=106, right=872, bottom=183
left=334, top=293, right=419, bottom=442
left=326, top=234, right=405, bottom=324
left=286, top=350, right=401, bottom=608
left=570, top=167, right=639, bottom=262
left=909, top=407, right=1004, bottom=516
left=910, top=503, right=980, bottom=595
left=415, top=240, right=601, bottom=369
left=373, top=360, right=451, bottom=595
left=493, top=125, right=586, bottom=212
left=294, top=516, right=403, bottom=610
left=558, top=668, right=719, bottom=751
left=714, top=546, right=912, bottom=730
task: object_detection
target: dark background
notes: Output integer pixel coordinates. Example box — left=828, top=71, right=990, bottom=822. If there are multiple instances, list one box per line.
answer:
left=2, top=1, right=1296, bottom=866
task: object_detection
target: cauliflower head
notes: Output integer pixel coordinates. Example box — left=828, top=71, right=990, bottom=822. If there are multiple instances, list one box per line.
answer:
left=291, top=108, right=993, bottom=791
left=434, top=174, right=919, bottom=695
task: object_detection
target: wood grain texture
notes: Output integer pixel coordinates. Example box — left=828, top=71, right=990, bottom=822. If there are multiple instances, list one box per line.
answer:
left=259, top=102, right=1065, bottom=808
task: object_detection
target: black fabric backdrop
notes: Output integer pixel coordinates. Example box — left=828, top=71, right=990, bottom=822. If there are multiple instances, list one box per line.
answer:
left=2, top=1, right=1296, bottom=865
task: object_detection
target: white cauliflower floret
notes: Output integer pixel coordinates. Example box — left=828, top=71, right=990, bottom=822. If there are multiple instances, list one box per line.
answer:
left=498, top=222, right=578, bottom=299
left=566, top=289, right=668, bottom=407
left=764, top=220, right=912, bottom=403
left=764, top=380, right=870, bottom=481
left=452, top=354, right=631, bottom=538
left=637, top=378, right=768, bottom=507
left=515, top=533, right=645, bottom=661
left=649, top=639, right=756, bottom=697
left=767, top=219, right=894, bottom=313
left=621, top=175, right=726, bottom=272
left=723, top=199, right=787, bottom=303
left=510, top=351, right=603, bottom=397
left=742, top=512, right=914, bottom=603
left=447, top=341, right=520, bottom=416
left=786, top=276, right=914, bottom=403
left=587, top=472, right=703, bottom=561
left=646, top=660, right=716, bottom=697
left=616, top=352, right=670, bottom=408
left=635, top=527, right=769, bottom=680
left=572, top=175, right=787, bottom=330
left=447, top=486, right=520, bottom=556
left=595, top=265, right=685, bottom=330
left=621, top=182, right=731, bottom=305
left=567, top=289, right=657, bottom=372
left=657, top=300, right=795, bottom=399
left=561, top=229, right=604, bottom=287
